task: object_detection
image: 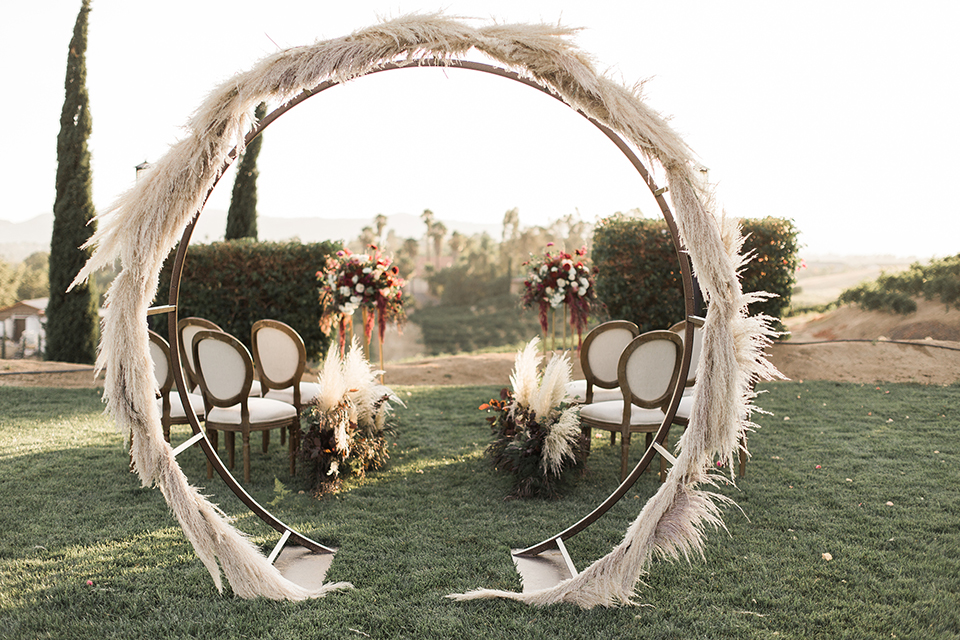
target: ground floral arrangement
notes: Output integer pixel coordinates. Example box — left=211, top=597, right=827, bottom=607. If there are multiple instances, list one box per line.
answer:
left=318, top=245, right=406, bottom=354
left=298, top=338, right=402, bottom=495
left=482, top=337, right=588, bottom=498
left=521, top=245, right=598, bottom=348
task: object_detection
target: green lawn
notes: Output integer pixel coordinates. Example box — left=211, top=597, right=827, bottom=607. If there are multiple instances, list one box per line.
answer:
left=0, top=381, right=958, bottom=639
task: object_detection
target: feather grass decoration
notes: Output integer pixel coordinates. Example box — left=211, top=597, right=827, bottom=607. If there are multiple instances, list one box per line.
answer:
left=71, top=12, right=780, bottom=601
left=483, top=338, right=587, bottom=498
left=299, top=338, right=400, bottom=495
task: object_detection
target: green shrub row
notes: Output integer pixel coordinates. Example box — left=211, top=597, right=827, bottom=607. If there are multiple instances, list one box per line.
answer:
left=151, top=239, right=340, bottom=359
left=592, top=214, right=800, bottom=332
left=411, top=293, right=542, bottom=356
left=839, top=253, right=960, bottom=314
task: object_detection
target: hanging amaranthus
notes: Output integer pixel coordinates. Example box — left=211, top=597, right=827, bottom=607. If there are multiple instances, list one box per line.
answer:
left=521, top=246, right=597, bottom=347
left=318, top=245, right=406, bottom=354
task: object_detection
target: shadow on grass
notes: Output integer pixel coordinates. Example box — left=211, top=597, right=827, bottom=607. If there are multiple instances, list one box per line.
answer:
left=3, top=382, right=958, bottom=639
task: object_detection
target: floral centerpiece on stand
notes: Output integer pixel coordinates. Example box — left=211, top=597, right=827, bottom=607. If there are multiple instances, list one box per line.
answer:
left=481, top=337, right=588, bottom=498
left=318, top=245, right=406, bottom=358
left=299, top=337, right=403, bottom=495
left=521, top=245, right=598, bottom=349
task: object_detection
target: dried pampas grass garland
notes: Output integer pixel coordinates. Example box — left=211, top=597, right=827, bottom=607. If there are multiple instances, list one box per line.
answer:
left=72, top=13, right=781, bottom=603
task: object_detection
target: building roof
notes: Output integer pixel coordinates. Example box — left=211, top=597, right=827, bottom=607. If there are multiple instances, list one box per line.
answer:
left=0, top=297, right=48, bottom=319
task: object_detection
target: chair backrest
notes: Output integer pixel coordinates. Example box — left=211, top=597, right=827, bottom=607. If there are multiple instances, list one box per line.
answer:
left=250, top=319, right=306, bottom=394
left=668, top=315, right=706, bottom=388
left=192, top=329, right=253, bottom=408
left=618, top=330, right=683, bottom=409
left=177, top=317, right=222, bottom=389
left=581, top=320, right=640, bottom=390
left=148, top=330, right=174, bottom=395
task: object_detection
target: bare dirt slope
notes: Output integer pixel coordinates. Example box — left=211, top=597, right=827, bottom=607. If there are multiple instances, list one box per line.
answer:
left=771, top=297, right=960, bottom=385
left=3, top=298, right=959, bottom=388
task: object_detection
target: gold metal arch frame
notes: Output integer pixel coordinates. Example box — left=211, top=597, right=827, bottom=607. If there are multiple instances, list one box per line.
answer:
left=75, top=14, right=780, bottom=606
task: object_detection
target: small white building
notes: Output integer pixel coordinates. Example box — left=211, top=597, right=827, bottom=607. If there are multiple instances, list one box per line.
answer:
left=0, top=297, right=47, bottom=356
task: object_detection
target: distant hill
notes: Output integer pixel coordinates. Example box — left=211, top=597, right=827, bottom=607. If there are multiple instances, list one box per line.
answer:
left=0, top=211, right=500, bottom=261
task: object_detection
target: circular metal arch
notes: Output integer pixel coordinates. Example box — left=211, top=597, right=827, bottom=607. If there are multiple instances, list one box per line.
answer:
left=163, top=59, right=696, bottom=556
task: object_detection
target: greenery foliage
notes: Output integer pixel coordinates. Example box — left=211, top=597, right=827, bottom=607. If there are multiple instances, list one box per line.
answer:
left=0, top=252, right=50, bottom=307
left=298, top=400, right=393, bottom=496
left=46, top=0, right=98, bottom=364
left=739, top=217, right=802, bottom=323
left=412, top=293, right=542, bottom=356
left=1, top=381, right=958, bottom=638
left=225, top=102, right=266, bottom=241
left=839, top=253, right=960, bottom=314
left=591, top=215, right=685, bottom=332
left=482, top=388, right=588, bottom=499
left=592, top=214, right=800, bottom=332
left=152, top=239, right=339, bottom=359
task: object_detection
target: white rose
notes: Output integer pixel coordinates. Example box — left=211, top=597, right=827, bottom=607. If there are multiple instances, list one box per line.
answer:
left=356, top=283, right=365, bottom=293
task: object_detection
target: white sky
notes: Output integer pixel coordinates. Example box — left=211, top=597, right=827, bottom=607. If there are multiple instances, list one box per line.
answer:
left=2, top=1, right=958, bottom=258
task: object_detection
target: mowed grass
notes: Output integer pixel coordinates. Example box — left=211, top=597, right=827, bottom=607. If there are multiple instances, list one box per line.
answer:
left=0, top=381, right=958, bottom=639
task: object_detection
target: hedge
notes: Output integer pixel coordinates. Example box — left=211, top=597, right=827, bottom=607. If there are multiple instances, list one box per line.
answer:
left=592, top=214, right=799, bottom=333
left=151, top=239, right=340, bottom=360
left=839, top=253, right=960, bottom=314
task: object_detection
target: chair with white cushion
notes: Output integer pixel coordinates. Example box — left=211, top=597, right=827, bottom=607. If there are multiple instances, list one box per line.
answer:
left=251, top=319, right=322, bottom=457
left=251, top=319, right=322, bottom=413
left=565, top=320, right=640, bottom=405
left=177, top=317, right=262, bottom=397
left=148, top=329, right=206, bottom=443
left=579, top=330, right=690, bottom=482
left=192, top=329, right=298, bottom=483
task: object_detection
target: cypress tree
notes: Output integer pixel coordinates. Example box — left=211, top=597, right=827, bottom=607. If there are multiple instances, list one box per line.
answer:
left=225, top=102, right=267, bottom=240
left=46, top=0, right=98, bottom=364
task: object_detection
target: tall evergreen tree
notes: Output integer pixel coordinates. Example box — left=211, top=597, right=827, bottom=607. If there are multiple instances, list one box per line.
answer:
left=47, top=0, right=98, bottom=364
left=225, top=102, right=267, bottom=240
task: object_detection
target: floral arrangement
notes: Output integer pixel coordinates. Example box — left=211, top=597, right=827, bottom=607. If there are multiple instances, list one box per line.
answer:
left=298, top=337, right=402, bottom=495
left=521, top=245, right=598, bottom=347
left=318, top=245, right=406, bottom=354
left=481, top=337, right=588, bottom=498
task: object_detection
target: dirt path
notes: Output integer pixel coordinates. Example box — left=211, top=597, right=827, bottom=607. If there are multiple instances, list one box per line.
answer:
left=4, top=298, right=959, bottom=388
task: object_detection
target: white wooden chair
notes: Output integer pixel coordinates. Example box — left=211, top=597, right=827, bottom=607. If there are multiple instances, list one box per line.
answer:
left=177, top=317, right=261, bottom=397
left=579, top=330, right=691, bottom=482
left=565, top=320, right=640, bottom=405
left=192, top=329, right=298, bottom=483
left=148, top=329, right=205, bottom=443
left=250, top=319, right=322, bottom=413
left=251, top=319, right=322, bottom=454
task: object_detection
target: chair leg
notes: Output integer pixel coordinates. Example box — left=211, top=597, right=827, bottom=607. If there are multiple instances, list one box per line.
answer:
left=610, top=431, right=617, bottom=446
left=262, top=429, right=270, bottom=454
left=225, top=432, right=236, bottom=470
left=206, top=428, right=218, bottom=479
left=580, top=425, right=592, bottom=453
left=242, top=430, right=251, bottom=483
left=289, top=420, right=299, bottom=476
left=620, top=430, right=631, bottom=482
